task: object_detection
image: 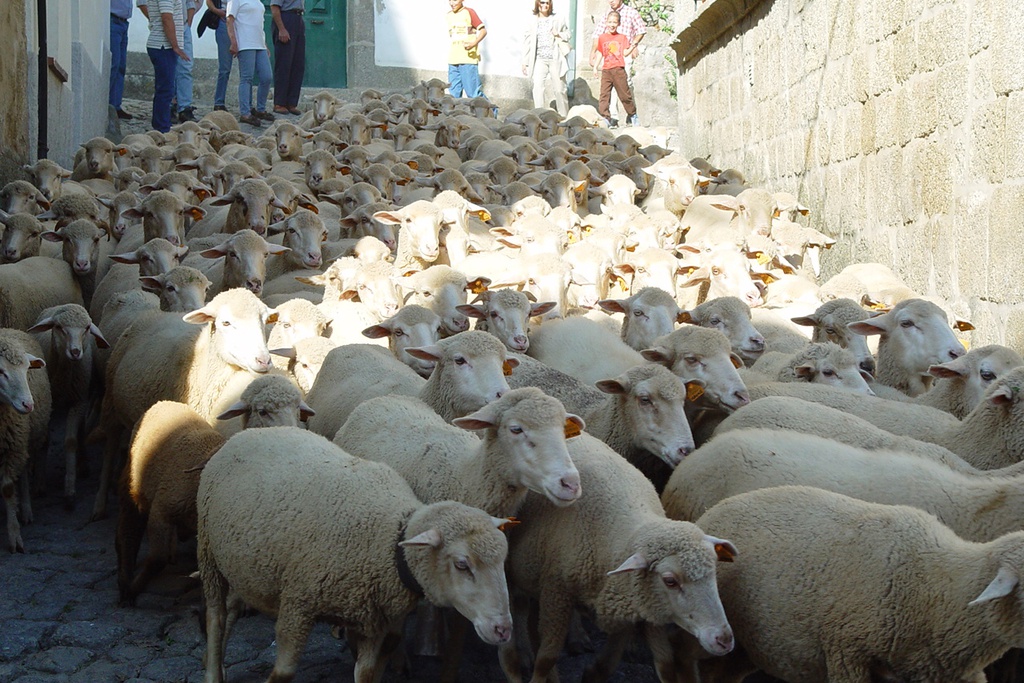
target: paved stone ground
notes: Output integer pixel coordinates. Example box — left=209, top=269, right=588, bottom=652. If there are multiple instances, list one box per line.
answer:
left=0, top=419, right=665, bottom=683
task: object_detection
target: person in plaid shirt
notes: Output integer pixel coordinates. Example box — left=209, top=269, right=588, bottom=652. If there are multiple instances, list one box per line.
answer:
left=592, top=0, right=646, bottom=125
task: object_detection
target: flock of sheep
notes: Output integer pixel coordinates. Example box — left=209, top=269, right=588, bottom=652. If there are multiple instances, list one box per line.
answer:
left=2, top=75, right=1023, bottom=682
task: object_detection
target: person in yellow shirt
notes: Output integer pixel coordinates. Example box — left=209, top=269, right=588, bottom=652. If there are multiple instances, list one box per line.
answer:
left=447, top=0, right=487, bottom=98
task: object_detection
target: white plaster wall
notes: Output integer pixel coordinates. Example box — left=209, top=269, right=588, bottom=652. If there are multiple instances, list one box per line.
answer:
left=129, top=4, right=219, bottom=59
left=373, top=0, right=575, bottom=77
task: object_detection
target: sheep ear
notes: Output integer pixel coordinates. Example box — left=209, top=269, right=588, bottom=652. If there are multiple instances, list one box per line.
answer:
left=929, top=357, right=969, bottom=379
left=597, top=299, right=626, bottom=315
left=452, top=407, right=498, bottom=432
left=729, top=353, right=744, bottom=369
left=676, top=310, right=695, bottom=324
left=790, top=314, right=818, bottom=327
left=299, top=401, right=316, bottom=421
left=848, top=318, right=888, bottom=336
left=990, top=384, right=1017, bottom=406
left=969, top=566, right=1019, bottom=606
left=456, top=304, right=486, bottom=320
left=705, top=536, right=738, bottom=562
left=955, top=319, right=975, bottom=332
left=27, top=317, right=55, bottom=333
left=607, top=553, right=649, bottom=576
left=595, top=377, right=629, bottom=395
left=641, top=347, right=672, bottom=365
left=182, top=306, right=216, bottom=324
left=216, top=401, right=250, bottom=421
left=372, top=210, right=404, bottom=225
left=400, top=529, right=443, bottom=548
left=267, top=243, right=291, bottom=256
left=89, top=324, right=111, bottom=349
left=565, top=414, right=585, bottom=436
left=270, top=347, right=296, bottom=359
left=530, top=302, right=557, bottom=317
left=405, top=345, right=443, bottom=363
left=361, top=324, right=392, bottom=339
left=793, top=363, right=815, bottom=379
left=41, top=230, right=63, bottom=243
left=26, top=353, right=45, bottom=369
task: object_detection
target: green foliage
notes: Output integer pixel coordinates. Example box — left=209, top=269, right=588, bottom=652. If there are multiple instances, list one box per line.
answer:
left=664, top=53, right=678, bottom=99
left=630, top=0, right=675, bottom=33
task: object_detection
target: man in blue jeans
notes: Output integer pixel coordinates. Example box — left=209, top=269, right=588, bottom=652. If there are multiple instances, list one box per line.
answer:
left=446, top=0, right=487, bottom=99
left=109, top=0, right=133, bottom=120
left=143, top=0, right=188, bottom=133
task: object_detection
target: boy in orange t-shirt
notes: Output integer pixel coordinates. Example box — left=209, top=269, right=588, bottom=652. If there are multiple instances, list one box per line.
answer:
left=589, top=11, right=637, bottom=127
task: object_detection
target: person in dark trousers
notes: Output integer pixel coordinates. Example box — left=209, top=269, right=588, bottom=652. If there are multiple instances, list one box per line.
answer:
left=589, top=10, right=637, bottom=128
left=270, top=0, right=305, bottom=115
left=109, top=0, right=133, bottom=119
left=142, top=0, right=189, bottom=133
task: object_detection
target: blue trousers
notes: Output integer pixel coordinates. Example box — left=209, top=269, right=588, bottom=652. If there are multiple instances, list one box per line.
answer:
left=148, top=46, right=177, bottom=133
left=237, top=49, right=272, bottom=116
left=175, top=25, right=194, bottom=109
left=214, top=22, right=231, bottom=107
left=272, top=11, right=305, bottom=108
left=109, top=15, right=129, bottom=109
left=448, top=63, right=483, bottom=99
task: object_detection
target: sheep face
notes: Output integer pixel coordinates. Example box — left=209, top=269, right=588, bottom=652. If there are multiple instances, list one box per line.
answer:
left=454, top=389, right=583, bottom=505
left=42, top=220, right=105, bottom=276
left=362, top=305, right=443, bottom=378
left=599, top=287, right=679, bottom=352
left=28, top=305, right=109, bottom=361
left=643, top=327, right=750, bottom=413
left=409, top=332, right=514, bottom=415
left=0, top=214, right=44, bottom=263
left=0, top=336, right=44, bottom=414
left=929, top=345, right=1024, bottom=414
left=182, top=290, right=275, bottom=373
left=682, top=297, right=765, bottom=365
left=793, top=299, right=877, bottom=375
left=140, top=266, right=211, bottom=312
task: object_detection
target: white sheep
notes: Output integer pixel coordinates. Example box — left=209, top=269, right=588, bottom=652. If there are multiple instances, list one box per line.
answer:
left=497, top=431, right=736, bottom=682
left=0, top=212, right=46, bottom=263
left=305, top=330, right=513, bottom=439
left=336, top=388, right=583, bottom=515
left=198, top=427, right=513, bottom=682
left=527, top=316, right=648, bottom=386
left=597, top=286, right=681, bottom=351
left=0, top=329, right=49, bottom=552
left=184, top=229, right=290, bottom=298
left=27, top=304, right=109, bottom=507
left=361, top=304, right=444, bottom=377
left=0, top=255, right=84, bottom=330
left=678, top=296, right=765, bottom=365
left=749, top=342, right=875, bottom=394
left=790, top=297, right=877, bottom=375
left=88, top=237, right=189, bottom=321
left=681, top=486, right=1024, bottom=683
left=399, top=264, right=490, bottom=337
left=93, top=288, right=277, bottom=520
left=459, top=288, right=555, bottom=353
left=265, top=297, right=330, bottom=372
left=374, top=200, right=445, bottom=274
left=848, top=297, right=966, bottom=396
left=915, top=344, right=1023, bottom=418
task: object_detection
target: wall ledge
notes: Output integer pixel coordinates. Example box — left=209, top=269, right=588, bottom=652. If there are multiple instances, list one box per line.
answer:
left=671, top=0, right=767, bottom=68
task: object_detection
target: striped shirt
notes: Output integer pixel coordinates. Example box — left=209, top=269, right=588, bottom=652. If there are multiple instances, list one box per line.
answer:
left=593, top=4, right=646, bottom=44
left=145, top=0, right=185, bottom=50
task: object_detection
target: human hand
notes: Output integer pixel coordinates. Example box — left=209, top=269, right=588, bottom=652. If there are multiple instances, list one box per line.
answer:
left=278, top=28, right=291, bottom=43
left=522, top=65, right=528, bottom=76
left=229, top=41, right=238, bottom=56
left=175, top=46, right=191, bottom=61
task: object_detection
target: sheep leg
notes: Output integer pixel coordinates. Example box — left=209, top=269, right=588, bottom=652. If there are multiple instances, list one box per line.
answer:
left=498, top=596, right=533, bottom=683
left=202, top=570, right=229, bottom=683
left=2, top=476, right=23, bottom=553
left=645, top=624, right=698, bottom=683
left=18, top=471, right=32, bottom=525
left=582, top=626, right=632, bottom=683
left=437, top=610, right=469, bottom=683
left=696, top=649, right=759, bottom=683
left=267, top=605, right=315, bottom=683
left=115, top=492, right=146, bottom=605
left=62, top=400, right=88, bottom=509
left=91, top=421, right=126, bottom=521
left=529, top=589, right=573, bottom=683
left=350, top=628, right=403, bottom=683
left=127, top=514, right=176, bottom=604
left=565, top=609, right=593, bottom=654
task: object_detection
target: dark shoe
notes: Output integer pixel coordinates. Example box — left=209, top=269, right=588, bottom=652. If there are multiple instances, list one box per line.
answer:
left=116, top=108, right=133, bottom=120
left=254, top=110, right=275, bottom=121
left=287, top=106, right=301, bottom=115
left=626, top=114, right=639, bottom=126
left=609, top=118, right=619, bottom=128
left=178, top=106, right=197, bottom=123
left=238, top=114, right=262, bottom=126
left=213, top=105, right=227, bottom=111
left=273, top=105, right=290, bottom=114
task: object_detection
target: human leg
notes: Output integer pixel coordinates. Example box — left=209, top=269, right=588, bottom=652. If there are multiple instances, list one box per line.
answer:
left=285, top=12, right=305, bottom=107
left=147, top=47, right=176, bottom=133
left=109, top=16, right=129, bottom=109
left=531, top=60, right=547, bottom=109
left=175, top=27, right=195, bottom=114
left=448, top=64, right=464, bottom=98
left=272, top=17, right=295, bottom=109
left=214, top=22, right=231, bottom=108
left=254, top=49, right=273, bottom=115
left=611, top=67, right=637, bottom=117
left=549, top=57, right=568, bottom=115
left=460, top=63, right=483, bottom=98
left=598, top=69, right=614, bottom=121
left=236, top=49, right=255, bottom=117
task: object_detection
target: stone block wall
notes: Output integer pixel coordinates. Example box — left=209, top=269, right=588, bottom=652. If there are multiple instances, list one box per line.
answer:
left=676, top=0, right=1024, bottom=348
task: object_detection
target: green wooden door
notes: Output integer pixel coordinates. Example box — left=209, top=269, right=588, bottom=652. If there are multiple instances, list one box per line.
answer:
left=263, top=0, right=347, bottom=88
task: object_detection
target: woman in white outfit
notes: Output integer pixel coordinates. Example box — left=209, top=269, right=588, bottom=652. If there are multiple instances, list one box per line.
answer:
left=521, top=0, right=571, bottom=115
left=226, top=0, right=273, bottom=126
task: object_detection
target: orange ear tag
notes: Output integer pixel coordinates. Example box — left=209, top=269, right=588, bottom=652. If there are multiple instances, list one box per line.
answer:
left=685, top=382, right=705, bottom=402
left=756, top=253, right=771, bottom=265
left=616, top=276, right=629, bottom=292
left=564, top=419, right=582, bottom=439
left=503, top=360, right=514, bottom=376
left=499, top=517, right=521, bottom=532
left=469, top=280, right=489, bottom=295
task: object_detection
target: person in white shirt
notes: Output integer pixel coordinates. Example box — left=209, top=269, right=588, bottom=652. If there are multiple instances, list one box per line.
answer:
left=226, top=0, right=273, bottom=126
left=521, top=0, right=571, bottom=115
